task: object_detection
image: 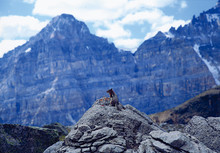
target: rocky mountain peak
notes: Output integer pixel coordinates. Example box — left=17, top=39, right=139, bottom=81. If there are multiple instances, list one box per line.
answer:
left=30, top=14, right=90, bottom=43
left=49, top=14, right=90, bottom=34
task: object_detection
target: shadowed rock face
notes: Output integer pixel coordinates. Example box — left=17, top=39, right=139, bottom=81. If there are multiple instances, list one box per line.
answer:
left=1, top=2, right=220, bottom=126
left=184, top=116, right=220, bottom=153
left=46, top=99, right=216, bottom=153
left=0, top=124, right=60, bottom=153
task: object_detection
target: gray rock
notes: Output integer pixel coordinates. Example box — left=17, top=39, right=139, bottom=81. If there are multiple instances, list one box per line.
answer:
left=150, top=130, right=186, bottom=148
left=92, top=140, right=105, bottom=147
left=149, top=130, right=215, bottom=153
left=98, top=144, right=125, bottom=153
left=138, top=139, right=156, bottom=153
left=81, top=147, right=90, bottom=152
left=91, top=147, right=97, bottom=152
left=57, top=146, right=80, bottom=153
left=56, top=99, right=161, bottom=152
left=52, top=99, right=217, bottom=153
left=109, top=136, right=126, bottom=146
left=44, top=141, right=63, bottom=153
left=151, top=140, right=172, bottom=153
left=65, top=129, right=83, bottom=142
left=184, top=116, right=220, bottom=152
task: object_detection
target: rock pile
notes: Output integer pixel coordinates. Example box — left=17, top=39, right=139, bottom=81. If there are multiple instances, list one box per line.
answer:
left=45, top=98, right=216, bottom=153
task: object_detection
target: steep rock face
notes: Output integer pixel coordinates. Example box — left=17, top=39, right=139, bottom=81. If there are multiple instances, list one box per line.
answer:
left=0, top=124, right=60, bottom=153
left=0, top=14, right=135, bottom=126
left=150, top=86, right=220, bottom=124
left=1, top=2, right=220, bottom=126
left=48, top=99, right=215, bottom=153
left=133, top=5, right=220, bottom=112
left=184, top=116, right=220, bottom=152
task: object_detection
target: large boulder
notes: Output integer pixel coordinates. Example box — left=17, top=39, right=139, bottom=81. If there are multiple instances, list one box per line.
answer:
left=184, top=116, right=220, bottom=152
left=46, top=98, right=216, bottom=153
left=56, top=97, right=161, bottom=152
left=146, top=130, right=215, bottom=153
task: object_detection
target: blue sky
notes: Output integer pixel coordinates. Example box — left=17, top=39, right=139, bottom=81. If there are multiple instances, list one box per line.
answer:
left=0, top=0, right=218, bottom=56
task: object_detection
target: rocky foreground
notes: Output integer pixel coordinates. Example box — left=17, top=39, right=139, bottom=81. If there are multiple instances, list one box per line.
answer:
left=44, top=98, right=219, bottom=153
left=0, top=123, right=68, bottom=153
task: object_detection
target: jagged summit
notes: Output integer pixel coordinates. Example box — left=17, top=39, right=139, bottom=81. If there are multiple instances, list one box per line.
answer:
left=30, top=14, right=91, bottom=43
left=49, top=14, right=90, bottom=34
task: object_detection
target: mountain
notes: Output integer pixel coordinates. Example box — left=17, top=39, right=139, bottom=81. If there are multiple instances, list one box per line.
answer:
left=44, top=98, right=217, bottom=153
left=1, top=2, right=220, bottom=126
left=150, top=86, right=220, bottom=124
left=0, top=14, right=135, bottom=126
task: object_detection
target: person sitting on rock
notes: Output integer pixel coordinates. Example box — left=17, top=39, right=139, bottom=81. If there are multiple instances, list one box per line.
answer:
left=106, top=89, right=121, bottom=111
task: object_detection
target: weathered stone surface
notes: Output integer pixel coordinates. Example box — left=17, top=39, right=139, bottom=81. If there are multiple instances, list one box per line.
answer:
left=184, top=116, right=220, bottom=152
left=150, top=130, right=185, bottom=148
left=50, top=99, right=217, bottom=153
left=55, top=98, right=161, bottom=152
left=92, top=140, right=105, bottom=147
left=151, top=140, right=172, bottom=153
left=98, top=144, right=125, bottom=153
left=44, top=141, right=64, bottom=153
left=149, top=130, right=215, bottom=153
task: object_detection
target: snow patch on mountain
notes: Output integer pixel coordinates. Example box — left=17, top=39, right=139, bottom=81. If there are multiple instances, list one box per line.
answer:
left=41, top=77, right=58, bottom=95
left=206, top=14, right=219, bottom=22
left=194, top=44, right=220, bottom=85
left=164, top=32, right=174, bottom=38
left=25, top=48, right=31, bottom=53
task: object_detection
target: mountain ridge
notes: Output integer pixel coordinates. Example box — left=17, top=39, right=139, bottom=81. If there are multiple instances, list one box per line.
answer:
left=0, top=3, right=220, bottom=126
left=150, top=85, right=220, bottom=124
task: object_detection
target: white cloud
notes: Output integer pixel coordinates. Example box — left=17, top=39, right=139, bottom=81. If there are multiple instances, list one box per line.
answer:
left=0, top=0, right=189, bottom=52
left=96, top=22, right=131, bottom=39
left=125, top=0, right=177, bottom=11
left=0, top=16, right=48, bottom=40
left=114, top=38, right=142, bottom=52
left=33, top=0, right=179, bottom=22
left=33, top=0, right=126, bottom=22
left=120, top=9, right=166, bottom=25
left=0, top=40, right=26, bottom=58
left=180, top=1, right=187, bottom=9
left=23, top=0, right=36, bottom=4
